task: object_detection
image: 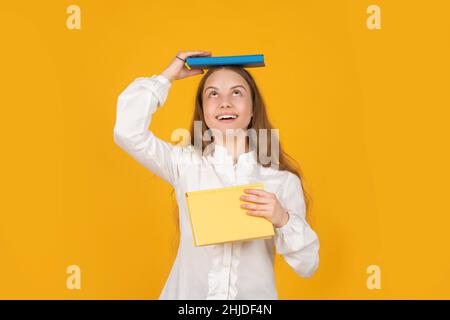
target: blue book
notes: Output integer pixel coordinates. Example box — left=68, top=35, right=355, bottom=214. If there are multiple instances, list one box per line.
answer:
left=186, top=54, right=265, bottom=69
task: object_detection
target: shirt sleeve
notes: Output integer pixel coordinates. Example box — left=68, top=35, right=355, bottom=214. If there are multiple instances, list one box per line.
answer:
left=274, top=173, right=320, bottom=278
left=113, top=74, right=182, bottom=187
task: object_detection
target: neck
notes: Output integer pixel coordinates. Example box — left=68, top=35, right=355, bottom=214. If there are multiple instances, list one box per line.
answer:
left=214, top=135, right=249, bottom=164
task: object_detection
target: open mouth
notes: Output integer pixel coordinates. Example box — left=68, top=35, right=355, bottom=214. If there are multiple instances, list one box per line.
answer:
left=216, top=114, right=239, bottom=122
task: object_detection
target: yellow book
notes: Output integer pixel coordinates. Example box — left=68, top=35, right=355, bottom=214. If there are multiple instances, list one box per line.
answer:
left=184, top=183, right=275, bottom=247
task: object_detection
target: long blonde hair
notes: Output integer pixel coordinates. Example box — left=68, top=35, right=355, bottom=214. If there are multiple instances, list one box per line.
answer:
left=169, top=66, right=313, bottom=253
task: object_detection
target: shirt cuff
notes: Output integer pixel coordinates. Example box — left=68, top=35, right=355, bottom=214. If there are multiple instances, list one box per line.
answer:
left=141, top=74, right=172, bottom=107
left=274, top=212, right=293, bottom=235
left=155, top=74, right=172, bottom=86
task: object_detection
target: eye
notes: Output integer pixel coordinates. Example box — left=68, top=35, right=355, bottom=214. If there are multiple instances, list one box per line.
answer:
left=208, top=91, right=217, bottom=97
left=233, top=90, right=242, bottom=96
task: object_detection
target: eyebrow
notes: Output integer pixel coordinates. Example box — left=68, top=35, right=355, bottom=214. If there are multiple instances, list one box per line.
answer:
left=204, top=85, right=247, bottom=92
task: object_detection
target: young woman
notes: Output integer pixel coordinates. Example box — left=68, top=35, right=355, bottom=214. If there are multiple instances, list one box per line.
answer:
left=113, top=50, right=320, bottom=300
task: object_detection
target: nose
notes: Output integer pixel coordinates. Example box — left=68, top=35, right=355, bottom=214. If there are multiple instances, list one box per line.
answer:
left=217, top=93, right=232, bottom=109
left=219, top=100, right=231, bottom=109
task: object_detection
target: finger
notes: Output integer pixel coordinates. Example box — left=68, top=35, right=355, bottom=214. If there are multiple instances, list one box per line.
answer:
left=243, top=189, right=272, bottom=198
left=185, top=68, right=204, bottom=76
left=240, top=194, right=271, bottom=204
left=241, top=203, right=271, bottom=211
left=246, top=210, right=269, bottom=217
left=179, top=50, right=211, bottom=59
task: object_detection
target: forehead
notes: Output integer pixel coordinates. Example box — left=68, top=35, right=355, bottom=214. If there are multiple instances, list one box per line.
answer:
left=204, top=69, right=249, bottom=90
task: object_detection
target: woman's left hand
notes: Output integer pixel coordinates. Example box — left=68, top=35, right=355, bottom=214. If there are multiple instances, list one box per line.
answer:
left=240, top=189, right=289, bottom=228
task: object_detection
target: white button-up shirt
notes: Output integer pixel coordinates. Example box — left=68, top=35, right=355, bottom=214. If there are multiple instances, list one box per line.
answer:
left=113, top=74, right=320, bottom=300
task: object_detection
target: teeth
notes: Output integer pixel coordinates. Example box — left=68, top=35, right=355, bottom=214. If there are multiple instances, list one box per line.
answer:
left=217, top=114, right=238, bottom=120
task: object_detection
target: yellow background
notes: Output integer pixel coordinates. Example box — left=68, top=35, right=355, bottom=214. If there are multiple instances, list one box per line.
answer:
left=1, top=0, right=449, bottom=299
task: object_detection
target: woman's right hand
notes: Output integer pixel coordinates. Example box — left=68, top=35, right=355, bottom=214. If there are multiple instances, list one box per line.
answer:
left=160, top=50, right=211, bottom=82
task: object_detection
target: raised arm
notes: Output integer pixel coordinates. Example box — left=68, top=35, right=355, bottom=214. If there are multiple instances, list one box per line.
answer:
left=113, top=74, right=181, bottom=185
left=113, top=50, right=211, bottom=186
